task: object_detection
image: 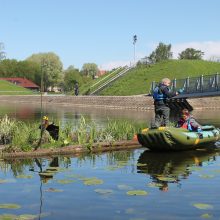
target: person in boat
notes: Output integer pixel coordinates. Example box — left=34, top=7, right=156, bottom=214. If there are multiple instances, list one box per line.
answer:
left=152, top=78, right=178, bottom=128
left=39, top=116, right=59, bottom=140
left=176, top=108, right=202, bottom=132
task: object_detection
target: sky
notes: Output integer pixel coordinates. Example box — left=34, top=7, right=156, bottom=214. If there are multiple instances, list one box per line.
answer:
left=1, top=0, right=220, bottom=70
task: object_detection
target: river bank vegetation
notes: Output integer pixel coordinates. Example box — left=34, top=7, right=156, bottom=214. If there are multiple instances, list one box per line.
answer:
left=0, top=115, right=144, bottom=153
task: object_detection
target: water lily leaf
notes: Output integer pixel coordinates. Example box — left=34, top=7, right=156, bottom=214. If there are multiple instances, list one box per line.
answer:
left=126, top=190, right=148, bottom=196
left=213, top=169, right=220, bottom=173
left=45, top=188, right=63, bottom=192
left=0, top=203, right=21, bottom=209
left=16, top=175, right=33, bottom=179
left=125, top=208, right=135, bottom=214
left=117, top=161, right=128, bottom=166
left=201, top=213, right=213, bottom=218
left=19, top=214, right=38, bottom=220
left=0, top=179, right=7, bottom=184
left=0, top=214, right=17, bottom=219
left=105, top=165, right=123, bottom=171
left=147, top=182, right=164, bottom=188
left=39, top=172, right=53, bottom=177
left=66, top=174, right=83, bottom=179
left=187, top=167, right=202, bottom=171
left=156, top=176, right=176, bottom=182
left=46, top=167, right=59, bottom=171
left=117, top=184, right=133, bottom=190
left=83, top=178, right=103, bottom=185
left=57, top=179, right=76, bottom=184
left=193, top=203, right=213, bottom=210
left=199, top=175, right=214, bottom=179
left=136, top=163, right=147, bottom=166
left=94, top=189, right=113, bottom=194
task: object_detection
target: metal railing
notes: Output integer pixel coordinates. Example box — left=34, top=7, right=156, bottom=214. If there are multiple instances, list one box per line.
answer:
left=151, top=73, right=220, bottom=98
left=89, top=64, right=135, bottom=95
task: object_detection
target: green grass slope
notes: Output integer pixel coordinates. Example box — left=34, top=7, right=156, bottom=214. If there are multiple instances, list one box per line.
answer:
left=99, top=60, right=220, bottom=96
left=0, top=80, right=34, bottom=95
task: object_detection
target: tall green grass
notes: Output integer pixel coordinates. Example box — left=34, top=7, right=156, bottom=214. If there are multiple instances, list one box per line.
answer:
left=0, top=115, right=144, bottom=153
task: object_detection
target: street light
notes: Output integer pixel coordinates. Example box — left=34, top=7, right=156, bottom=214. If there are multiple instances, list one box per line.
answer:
left=133, top=35, right=137, bottom=64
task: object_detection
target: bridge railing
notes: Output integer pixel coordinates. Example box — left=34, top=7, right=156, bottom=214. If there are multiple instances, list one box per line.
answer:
left=151, top=73, right=220, bottom=96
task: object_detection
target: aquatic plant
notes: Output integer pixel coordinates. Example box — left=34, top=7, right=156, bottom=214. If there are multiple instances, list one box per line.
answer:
left=0, top=115, right=143, bottom=152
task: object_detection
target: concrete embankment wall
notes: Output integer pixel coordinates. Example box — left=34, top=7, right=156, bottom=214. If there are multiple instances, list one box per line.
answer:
left=0, top=95, right=220, bottom=110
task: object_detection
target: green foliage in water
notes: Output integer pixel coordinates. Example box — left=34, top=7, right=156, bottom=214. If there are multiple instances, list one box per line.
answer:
left=0, top=115, right=143, bottom=153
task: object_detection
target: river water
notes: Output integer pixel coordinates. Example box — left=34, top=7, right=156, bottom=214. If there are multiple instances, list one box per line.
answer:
left=0, top=102, right=220, bottom=219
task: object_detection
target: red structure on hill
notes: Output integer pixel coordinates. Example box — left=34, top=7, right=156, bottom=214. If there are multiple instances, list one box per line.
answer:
left=0, top=77, right=39, bottom=91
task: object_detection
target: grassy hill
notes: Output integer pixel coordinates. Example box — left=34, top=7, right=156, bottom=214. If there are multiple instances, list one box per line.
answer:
left=0, top=80, right=34, bottom=95
left=95, top=60, right=220, bottom=96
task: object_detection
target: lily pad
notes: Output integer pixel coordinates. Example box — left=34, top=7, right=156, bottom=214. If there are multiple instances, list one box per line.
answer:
left=126, top=190, right=148, bottom=196
left=199, top=174, right=214, bottom=179
left=57, top=179, right=76, bottom=184
left=19, top=214, right=38, bottom=220
left=193, top=203, right=213, bottom=210
left=16, top=175, right=33, bottom=179
left=147, top=182, right=164, bottom=188
left=187, top=167, right=202, bottom=171
left=83, top=178, right=103, bottom=185
left=45, top=188, right=63, bottom=192
left=117, top=184, right=133, bottom=190
left=0, top=203, right=21, bottom=209
left=156, top=176, right=176, bottom=182
left=0, top=214, right=17, bottom=220
left=94, top=189, right=113, bottom=194
left=0, top=179, right=7, bottom=184
left=136, top=163, right=147, bottom=166
left=201, top=213, right=213, bottom=219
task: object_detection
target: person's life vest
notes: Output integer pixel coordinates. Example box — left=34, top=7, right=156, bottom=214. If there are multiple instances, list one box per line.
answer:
left=153, top=86, right=168, bottom=101
left=180, top=119, right=193, bottom=131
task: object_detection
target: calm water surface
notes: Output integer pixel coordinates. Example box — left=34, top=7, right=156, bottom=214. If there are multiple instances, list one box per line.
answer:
left=1, top=148, right=220, bottom=219
left=0, top=102, right=220, bottom=219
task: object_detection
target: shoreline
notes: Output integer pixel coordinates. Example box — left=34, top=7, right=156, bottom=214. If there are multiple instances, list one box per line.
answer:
left=1, top=140, right=141, bottom=159
left=0, top=95, right=220, bottom=110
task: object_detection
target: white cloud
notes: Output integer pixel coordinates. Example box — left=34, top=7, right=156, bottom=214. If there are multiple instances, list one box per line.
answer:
left=172, top=41, right=220, bottom=60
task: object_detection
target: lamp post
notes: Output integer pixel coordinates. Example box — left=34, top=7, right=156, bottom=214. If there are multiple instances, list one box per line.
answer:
left=133, top=35, right=137, bottom=64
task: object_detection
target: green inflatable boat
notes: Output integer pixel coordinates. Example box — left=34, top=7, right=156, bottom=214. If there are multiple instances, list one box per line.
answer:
left=137, top=125, right=220, bottom=151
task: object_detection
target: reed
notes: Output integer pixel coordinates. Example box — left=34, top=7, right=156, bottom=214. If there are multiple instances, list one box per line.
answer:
left=1, top=115, right=143, bottom=152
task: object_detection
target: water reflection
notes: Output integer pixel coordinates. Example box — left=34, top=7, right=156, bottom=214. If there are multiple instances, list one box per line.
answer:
left=137, top=149, right=219, bottom=191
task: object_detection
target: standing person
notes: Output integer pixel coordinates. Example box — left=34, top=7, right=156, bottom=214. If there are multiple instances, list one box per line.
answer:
left=74, top=82, right=79, bottom=96
left=152, top=78, right=178, bottom=128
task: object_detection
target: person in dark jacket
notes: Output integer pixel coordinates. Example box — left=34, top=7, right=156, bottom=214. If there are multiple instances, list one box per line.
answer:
left=39, top=116, right=59, bottom=140
left=152, top=78, right=178, bottom=128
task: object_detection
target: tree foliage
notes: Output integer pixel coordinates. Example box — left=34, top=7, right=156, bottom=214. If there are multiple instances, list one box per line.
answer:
left=0, top=59, right=41, bottom=85
left=82, top=63, right=98, bottom=77
left=148, top=42, right=172, bottom=63
left=178, top=48, right=204, bottom=60
left=26, top=52, right=63, bottom=90
left=63, top=66, right=82, bottom=92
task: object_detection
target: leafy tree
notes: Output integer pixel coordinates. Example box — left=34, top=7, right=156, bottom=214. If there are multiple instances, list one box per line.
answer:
left=0, top=59, right=41, bottom=85
left=26, top=52, right=63, bottom=91
left=82, top=63, right=98, bottom=78
left=0, top=43, right=6, bottom=61
left=63, top=66, right=82, bottom=92
left=148, top=42, right=172, bottom=63
left=178, top=48, right=204, bottom=60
